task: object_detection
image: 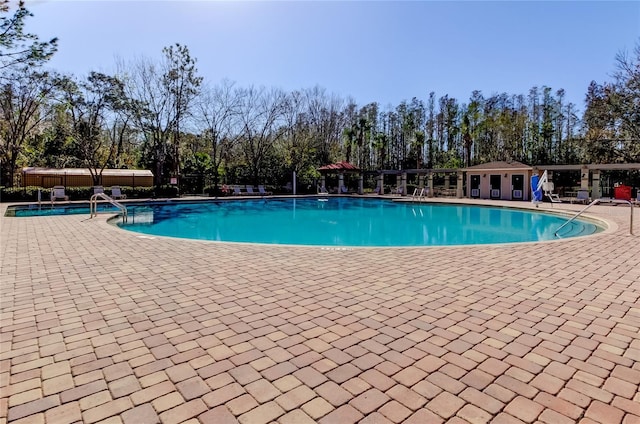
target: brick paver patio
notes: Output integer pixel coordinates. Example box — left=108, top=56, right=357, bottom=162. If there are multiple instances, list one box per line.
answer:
left=1, top=199, right=639, bottom=424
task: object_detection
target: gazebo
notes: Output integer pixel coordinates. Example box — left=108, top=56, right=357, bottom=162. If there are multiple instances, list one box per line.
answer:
left=317, top=162, right=362, bottom=194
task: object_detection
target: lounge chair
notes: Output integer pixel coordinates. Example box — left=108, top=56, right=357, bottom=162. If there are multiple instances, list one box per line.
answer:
left=340, top=186, right=349, bottom=194
left=111, top=185, right=126, bottom=200
left=258, top=185, right=272, bottom=196
left=392, top=187, right=403, bottom=196
left=93, top=186, right=104, bottom=195
left=232, top=186, right=243, bottom=196
left=51, top=185, right=69, bottom=203
left=318, top=185, right=329, bottom=194
left=245, top=186, right=256, bottom=195
left=571, top=189, right=590, bottom=204
left=542, top=182, right=561, bottom=203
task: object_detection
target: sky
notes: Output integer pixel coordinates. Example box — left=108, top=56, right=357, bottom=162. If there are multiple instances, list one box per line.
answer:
left=26, top=1, right=640, bottom=112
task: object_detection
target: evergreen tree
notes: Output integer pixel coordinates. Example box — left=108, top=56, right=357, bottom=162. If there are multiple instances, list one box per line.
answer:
left=0, top=1, right=57, bottom=72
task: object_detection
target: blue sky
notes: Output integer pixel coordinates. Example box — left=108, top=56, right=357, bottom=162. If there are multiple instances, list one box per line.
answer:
left=28, top=1, right=640, bottom=111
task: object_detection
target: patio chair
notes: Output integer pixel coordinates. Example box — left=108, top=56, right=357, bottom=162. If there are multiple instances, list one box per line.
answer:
left=232, top=185, right=243, bottom=196
left=245, top=185, right=256, bottom=195
left=542, top=182, right=561, bottom=203
left=93, top=186, right=104, bottom=195
left=318, top=185, right=329, bottom=194
left=111, top=185, right=126, bottom=200
left=571, top=189, right=590, bottom=204
left=51, top=185, right=69, bottom=203
left=258, top=185, right=272, bottom=196
left=340, top=185, right=349, bottom=194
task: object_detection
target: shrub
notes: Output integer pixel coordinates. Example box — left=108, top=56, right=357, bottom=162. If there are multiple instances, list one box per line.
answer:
left=0, top=186, right=43, bottom=202
left=152, top=185, right=179, bottom=198
left=102, top=186, right=156, bottom=199
left=129, top=186, right=155, bottom=198
left=0, top=186, right=159, bottom=202
left=204, top=185, right=224, bottom=197
left=65, top=186, right=93, bottom=200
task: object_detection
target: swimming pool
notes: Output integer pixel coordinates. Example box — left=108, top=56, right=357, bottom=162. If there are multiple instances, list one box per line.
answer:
left=107, top=197, right=601, bottom=247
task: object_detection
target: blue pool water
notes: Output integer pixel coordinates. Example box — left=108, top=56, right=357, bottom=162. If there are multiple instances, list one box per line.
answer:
left=103, top=198, right=600, bottom=246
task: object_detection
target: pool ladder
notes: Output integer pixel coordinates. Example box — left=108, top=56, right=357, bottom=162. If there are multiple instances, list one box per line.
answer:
left=554, top=198, right=633, bottom=237
left=90, top=193, right=128, bottom=222
left=412, top=188, right=428, bottom=201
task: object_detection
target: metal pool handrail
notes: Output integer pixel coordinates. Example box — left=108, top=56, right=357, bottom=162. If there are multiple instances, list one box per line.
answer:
left=554, top=198, right=633, bottom=237
left=90, top=193, right=128, bottom=222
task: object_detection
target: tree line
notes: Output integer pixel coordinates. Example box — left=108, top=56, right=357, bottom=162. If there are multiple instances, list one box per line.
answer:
left=1, top=2, right=639, bottom=191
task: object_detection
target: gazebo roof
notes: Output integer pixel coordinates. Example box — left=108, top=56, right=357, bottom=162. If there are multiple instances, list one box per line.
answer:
left=317, top=161, right=360, bottom=172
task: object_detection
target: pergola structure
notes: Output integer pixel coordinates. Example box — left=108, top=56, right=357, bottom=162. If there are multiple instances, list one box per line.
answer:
left=375, top=168, right=461, bottom=196
left=464, top=162, right=640, bottom=200
left=317, top=164, right=462, bottom=196
left=317, top=162, right=363, bottom=194
left=532, top=163, right=640, bottom=199
left=392, top=163, right=640, bottom=200
left=316, top=161, right=640, bottom=200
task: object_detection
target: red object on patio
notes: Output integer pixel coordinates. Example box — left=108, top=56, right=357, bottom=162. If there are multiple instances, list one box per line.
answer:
left=614, top=185, right=631, bottom=200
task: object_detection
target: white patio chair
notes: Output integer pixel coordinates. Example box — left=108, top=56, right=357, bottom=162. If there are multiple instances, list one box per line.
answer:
left=51, top=186, right=69, bottom=203
left=111, top=185, right=126, bottom=200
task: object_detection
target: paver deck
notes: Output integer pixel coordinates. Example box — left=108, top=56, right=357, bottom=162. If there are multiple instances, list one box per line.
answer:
left=1, top=198, right=639, bottom=424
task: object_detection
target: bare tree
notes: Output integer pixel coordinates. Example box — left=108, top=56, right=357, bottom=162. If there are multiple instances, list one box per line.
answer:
left=279, top=90, right=315, bottom=176
left=119, top=44, right=201, bottom=186
left=236, top=86, right=286, bottom=185
left=303, top=86, right=346, bottom=165
left=194, top=79, right=241, bottom=189
left=0, top=70, right=56, bottom=186
left=610, top=42, right=640, bottom=160
left=54, top=72, right=129, bottom=185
